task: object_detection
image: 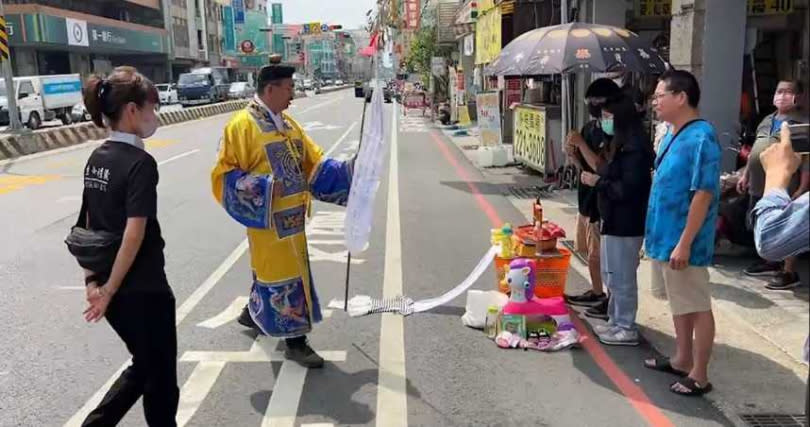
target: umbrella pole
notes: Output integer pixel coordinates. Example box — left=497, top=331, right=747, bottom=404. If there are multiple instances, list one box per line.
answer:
left=560, top=0, right=573, bottom=188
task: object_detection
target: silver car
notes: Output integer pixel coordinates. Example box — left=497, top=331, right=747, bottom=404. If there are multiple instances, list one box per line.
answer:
left=228, top=82, right=254, bottom=99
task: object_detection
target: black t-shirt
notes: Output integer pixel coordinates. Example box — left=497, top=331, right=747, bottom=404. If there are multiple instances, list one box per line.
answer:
left=576, top=120, right=608, bottom=222
left=81, top=140, right=169, bottom=294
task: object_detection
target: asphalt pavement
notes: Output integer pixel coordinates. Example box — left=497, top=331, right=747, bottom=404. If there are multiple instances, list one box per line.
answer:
left=0, top=89, right=736, bottom=426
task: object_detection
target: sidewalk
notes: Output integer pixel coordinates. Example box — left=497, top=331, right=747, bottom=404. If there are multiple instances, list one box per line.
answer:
left=440, top=127, right=809, bottom=425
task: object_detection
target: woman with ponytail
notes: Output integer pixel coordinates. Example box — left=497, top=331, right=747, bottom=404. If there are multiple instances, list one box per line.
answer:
left=75, top=66, right=178, bottom=426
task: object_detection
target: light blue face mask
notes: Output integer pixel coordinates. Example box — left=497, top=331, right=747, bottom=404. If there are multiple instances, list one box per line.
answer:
left=600, top=118, right=615, bottom=136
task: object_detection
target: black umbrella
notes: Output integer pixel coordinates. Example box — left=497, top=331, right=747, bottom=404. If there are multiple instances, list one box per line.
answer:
left=486, top=22, right=668, bottom=76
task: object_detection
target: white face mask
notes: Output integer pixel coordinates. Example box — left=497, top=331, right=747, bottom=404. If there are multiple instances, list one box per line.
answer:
left=138, top=109, right=159, bottom=139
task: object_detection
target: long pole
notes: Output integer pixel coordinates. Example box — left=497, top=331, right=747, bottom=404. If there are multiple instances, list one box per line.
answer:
left=0, top=0, right=22, bottom=131
left=343, top=17, right=382, bottom=310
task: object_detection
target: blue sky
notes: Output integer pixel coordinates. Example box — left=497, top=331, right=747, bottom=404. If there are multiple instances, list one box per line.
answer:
left=269, top=0, right=375, bottom=30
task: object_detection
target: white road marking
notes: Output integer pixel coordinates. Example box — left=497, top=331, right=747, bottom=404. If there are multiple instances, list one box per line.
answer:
left=324, top=121, right=358, bottom=157
left=306, top=240, right=345, bottom=245
left=177, top=361, right=226, bottom=427
left=176, top=335, right=346, bottom=426
left=176, top=239, right=249, bottom=322
left=301, top=424, right=335, bottom=427
left=196, top=296, right=250, bottom=329
left=308, top=246, right=365, bottom=264
left=301, top=121, right=342, bottom=132
left=57, top=195, right=81, bottom=203
left=298, top=96, right=344, bottom=115
left=262, top=361, right=308, bottom=427
left=307, top=210, right=364, bottom=264
left=376, top=102, right=407, bottom=426
left=158, top=149, right=200, bottom=166
left=64, top=239, right=249, bottom=427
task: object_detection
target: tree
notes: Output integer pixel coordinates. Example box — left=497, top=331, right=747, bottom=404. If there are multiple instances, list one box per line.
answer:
left=405, top=26, right=440, bottom=86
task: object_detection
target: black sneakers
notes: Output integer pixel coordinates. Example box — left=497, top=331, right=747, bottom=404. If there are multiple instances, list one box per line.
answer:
left=765, top=272, right=801, bottom=291
left=284, top=339, right=325, bottom=369
left=743, top=261, right=783, bottom=277
left=565, top=290, right=607, bottom=307
left=584, top=299, right=609, bottom=320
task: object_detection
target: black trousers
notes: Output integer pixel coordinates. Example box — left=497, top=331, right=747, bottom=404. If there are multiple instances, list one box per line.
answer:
left=82, top=292, right=179, bottom=427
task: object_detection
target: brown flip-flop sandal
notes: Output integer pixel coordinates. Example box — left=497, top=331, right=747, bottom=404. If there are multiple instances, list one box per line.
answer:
left=670, top=377, right=713, bottom=396
left=644, top=357, right=688, bottom=377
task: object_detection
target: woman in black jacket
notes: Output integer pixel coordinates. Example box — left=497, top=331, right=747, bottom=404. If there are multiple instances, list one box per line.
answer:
left=580, top=94, right=654, bottom=347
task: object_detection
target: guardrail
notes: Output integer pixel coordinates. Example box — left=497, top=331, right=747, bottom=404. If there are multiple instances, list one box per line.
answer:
left=0, top=85, right=352, bottom=161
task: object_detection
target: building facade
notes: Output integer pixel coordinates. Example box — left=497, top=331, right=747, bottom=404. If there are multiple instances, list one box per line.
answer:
left=6, top=0, right=171, bottom=82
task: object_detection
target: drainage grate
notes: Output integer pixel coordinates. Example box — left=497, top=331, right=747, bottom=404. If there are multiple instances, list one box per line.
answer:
left=740, top=414, right=807, bottom=427
left=505, top=185, right=551, bottom=200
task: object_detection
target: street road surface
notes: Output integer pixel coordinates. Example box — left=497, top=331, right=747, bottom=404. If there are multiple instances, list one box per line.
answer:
left=0, top=89, right=734, bottom=426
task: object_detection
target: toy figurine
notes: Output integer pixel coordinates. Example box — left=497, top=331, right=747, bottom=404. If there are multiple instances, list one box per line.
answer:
left=504, top=258, right=569, bottom=320
left=505, top=258, right=537, bottom=304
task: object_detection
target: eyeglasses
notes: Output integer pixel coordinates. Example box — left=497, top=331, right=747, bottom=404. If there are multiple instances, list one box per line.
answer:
left=650, top=90, right=675, bottom=102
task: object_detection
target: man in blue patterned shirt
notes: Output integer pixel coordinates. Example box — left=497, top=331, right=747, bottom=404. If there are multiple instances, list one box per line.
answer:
left=642, top=70, right=721, bottom=396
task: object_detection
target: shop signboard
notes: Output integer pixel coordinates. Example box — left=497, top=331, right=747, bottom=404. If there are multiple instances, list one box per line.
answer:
left=463, top=34, right=474, bottom=57
left=635, top=0, right=671, bottom=17
left=505, top=78, right=521, bottom=107
left=475, top=6, right=501, bottom=65
left=233, top=0, right=245, bottom=24
left=404, top=0, right=421, bottom=30
left=271, top=3, right=283, bottom=24
left=223, top=6, right=235, bottom=52
left=476, top=92, right=501, bottom=147
left=478, top=0, right=496, bottom=13
left=747, top=0, right=793, bottom=15
left=513, top=105, right=547, bottom=172
left=636, top=0, right=792, bottom=17
left=6, top=15, right=22, bottom=44
left=65, top=18, right=89, bottom=47
left=9, top=13, right=166, bottom=53
left=455, top=0, right=479, bottom=25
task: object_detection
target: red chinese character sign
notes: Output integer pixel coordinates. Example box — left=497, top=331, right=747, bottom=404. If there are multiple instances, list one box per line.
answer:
left=404, top=0, right=421, bottom=30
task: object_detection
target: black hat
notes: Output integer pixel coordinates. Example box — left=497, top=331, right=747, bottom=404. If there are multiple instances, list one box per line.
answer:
left=258, top=54, right=295, bottom=84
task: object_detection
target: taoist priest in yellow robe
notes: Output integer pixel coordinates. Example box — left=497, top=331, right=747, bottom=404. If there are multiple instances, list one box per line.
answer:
left=211, top=57, right=353, bottom=368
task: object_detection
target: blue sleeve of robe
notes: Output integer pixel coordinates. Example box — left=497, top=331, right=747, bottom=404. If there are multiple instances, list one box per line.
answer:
left=222, top=169, right=274, bottom=229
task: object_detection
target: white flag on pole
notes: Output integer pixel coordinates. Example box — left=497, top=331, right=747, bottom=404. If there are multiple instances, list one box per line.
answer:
left=344, top=80, right=388, bottom=253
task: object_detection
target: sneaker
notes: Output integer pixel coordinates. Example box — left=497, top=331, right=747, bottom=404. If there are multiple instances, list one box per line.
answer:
left=765, top=272, right=801, bottom=291
left=584, top=299, right=609, bottom=320
left=565, top=290, right=607, bottom=307
left=593, top=323, right=616, bottom=335
left=284, top=341, right=325, bottom=369
left=237, top=305, right=259, bottom=330
left=598, top=328, right=640, bottom=346
left=743, top=261, right=782, bottom=277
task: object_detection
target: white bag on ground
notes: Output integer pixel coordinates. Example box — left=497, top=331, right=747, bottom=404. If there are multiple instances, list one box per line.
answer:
left=461, top=290, right=508, bottom=329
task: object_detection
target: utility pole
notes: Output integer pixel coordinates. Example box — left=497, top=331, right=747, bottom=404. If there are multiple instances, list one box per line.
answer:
left=0, top=0, right=22, bottom=131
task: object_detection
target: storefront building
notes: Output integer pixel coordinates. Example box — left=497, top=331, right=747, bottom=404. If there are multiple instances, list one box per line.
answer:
left=6, top=2, right=170, bottom=83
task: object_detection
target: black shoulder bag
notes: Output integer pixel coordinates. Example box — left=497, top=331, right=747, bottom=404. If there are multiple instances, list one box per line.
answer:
left=64, top=196, right=122, bottom=275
